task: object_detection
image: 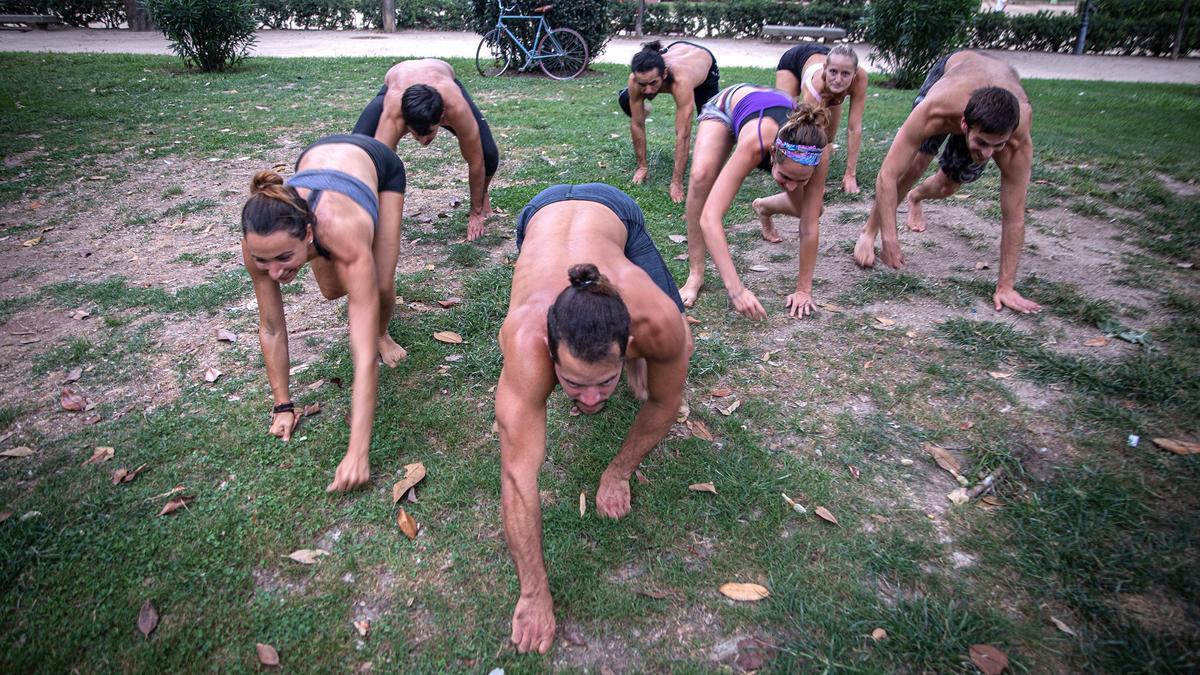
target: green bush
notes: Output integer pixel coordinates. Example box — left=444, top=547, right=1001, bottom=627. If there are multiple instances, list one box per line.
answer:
left=470, top=0, right=618, bottom=62
left=967, top=2, right=1198, bottom=56
left=614, top=0, right=867, bottom=41
left=145, top=0, right=257, bottom=71
left=865, top=0, right=976, bottom=88
left=357, top=0, right=471, bottom=30
left=0, top=0, right=125, bottom=26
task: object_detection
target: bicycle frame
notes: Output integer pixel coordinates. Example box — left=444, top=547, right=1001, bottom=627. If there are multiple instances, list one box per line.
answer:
left=491, top=1, right=565, bottom=68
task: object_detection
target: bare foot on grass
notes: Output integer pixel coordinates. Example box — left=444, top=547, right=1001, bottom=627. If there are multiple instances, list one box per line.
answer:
left=753, top=198, right=783, bottom=243
left=853, top=231, right=876, bottom=268
left=679, top=275, right=703, bottom=308
left=378, top=335, right=408, bottom=367
left=905, top=194, right=927, bottom=232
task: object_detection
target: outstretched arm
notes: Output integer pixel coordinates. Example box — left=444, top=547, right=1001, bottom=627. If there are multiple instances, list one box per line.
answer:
left=327, top=249, right=380, bottom=492
left=629, top=83, right=650, bottom=184
left=993, top=135, right=1041, bottom=313
left=669, top=90, right=697, bottom=203
left=496, top=331, right=557, bottom=654
left=698, top=142, right=765, bottom=319
left=243, top=243, right=299, bottom=441
left=786, top=157, right=830, bottom=318
left=842, top=72, right=868, bottom=194
left=374, top=94, right=405, bottom=150
left=872, top=119, right=924, bottom=268
left=453, top=117, right=489, bottom=241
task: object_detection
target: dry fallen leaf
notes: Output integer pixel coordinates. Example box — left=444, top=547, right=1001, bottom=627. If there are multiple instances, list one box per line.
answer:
left=980, top=495, right=1004, bottom=507
left=688, top=419, right=714, bottom=442
left=719, top=582, right=769, bottom=602
left=684, top=315, right=701, bottom=325
left=65, top=366, right=83, bottom=383
left=256, top=643, right=280, bottom=668
left=391, top=462, right=427, bottom=505
left=432, top=331, right=463, bottom=344
left=667, top=234, right=687, bottom=244
left=203, top=367, right=222, bottom=383
left=947, top=487, right=970, bottom=505
left=676, top=399, right=690, bottom=423
left=748, top=264, right=769, bottom=272
left=689, top=482, right=717, bottom=494
left=817, top=302, right=843, bottom=313
left=82, top=446, right=115, bottom=466
left=302, top=402, right=321, bottom=417
left=874, top=316, right=896, bottom=326
left=579, top=491, right=586, bottom=518
left=848, top=465, right=861, bottom=480
left=70, top=308, right=90, bottom=320
left=137, top=600, right=158, bottom=638
left=286, top=548, right=330, bottom=564
left=975, top=261, right=990, bottom=270
left=969, top=644, right=1009, bottom=675
left=871, top=627, right=887, bottom=642
left=718, top=399, right=741, bottom=416
left=158, top=495, right=194, bottom=516
left=635, top=469, right=649, bottom=485
left=111, top=463, right=148, bottom=485
left=814, top=506, right=839, bottom=525
left=396, top=509, right=418, bottom=539
left=1151, top=438, right=1200, bottom=455
left=959, top=420, right=975, bottom=430
left=1083, top=337, right=1109, bottom=348
left=0, top=446, right=35, bottom=459
left=988, top=371, right=1014, bottom=379
left=673, top=253, right=687, bottom=260
left=436, top=297, right=462, bottom=309
left=60, top=388, right=87, bottom=411
left=1050, top=616, right=1076, bottom=636
left=216, top=329, right=237, bottom=342
left=354, top=620, right=370, bottom=637
left=923, top=442, right=962, bottom=476
left=710, top=387, right=733, bottom=398
left=22, top=235, right=43, bottom=247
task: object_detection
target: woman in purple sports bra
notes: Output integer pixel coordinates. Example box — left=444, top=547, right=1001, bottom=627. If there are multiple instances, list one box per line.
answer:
left=681, top=85, right=831, bottom=319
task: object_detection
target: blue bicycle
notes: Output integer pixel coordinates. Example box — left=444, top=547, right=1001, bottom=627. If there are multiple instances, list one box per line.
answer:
left=475, top=1, right=589, bottom=80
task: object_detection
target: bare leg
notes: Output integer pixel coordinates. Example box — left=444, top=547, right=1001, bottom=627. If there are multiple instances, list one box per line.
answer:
left=375, top=192, right=408, bottom=367
left=680, top=121, right=736, bottom=307
left=753, top=192, right=801, bottom=243
left=854, top=152, right=934, bottom=267
left=906, top=170, right=958, bottom=232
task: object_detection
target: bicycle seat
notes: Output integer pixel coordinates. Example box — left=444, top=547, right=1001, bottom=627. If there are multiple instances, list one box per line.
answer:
left=533, top=4, right=554, bottom=12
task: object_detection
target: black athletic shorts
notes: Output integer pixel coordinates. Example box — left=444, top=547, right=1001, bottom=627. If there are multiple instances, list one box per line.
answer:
left=298, top=134, right=406, bottom=194
left=516, top=183, right=685, bottom=312
left=618, top=41, right=720, bottom=117
left=775, top=43, right=829, bottom=79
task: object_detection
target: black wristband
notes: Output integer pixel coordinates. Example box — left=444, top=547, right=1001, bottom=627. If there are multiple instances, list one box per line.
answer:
left=272, top=402, right=295, bottom=415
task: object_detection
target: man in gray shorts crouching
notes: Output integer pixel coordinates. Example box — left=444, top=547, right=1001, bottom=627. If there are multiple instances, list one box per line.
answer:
left=495, top=183, right=692, bottom=653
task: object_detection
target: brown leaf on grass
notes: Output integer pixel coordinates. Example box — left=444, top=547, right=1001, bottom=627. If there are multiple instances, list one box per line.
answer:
left=980, top=495, right=1004, bottom=507
left=717, top=399, right=741, bottom=416
left=285, top=548, right=329, bottom=564
left=923, top=442, right=962, bottom=476
left=432, top=331, right=463, bottom=344
left=82, top=446, right=114, bottom=466
left=203, top=367, right=222, bottom=383
left=635, top=469, right=649, bottom=485
left=22, top=235, right=43, bottom=247
left=256, top=643, right=280, bottom=668
left=61, top=388, right=87, bottom=411
left=137, top=600, right=158, bottom=638
left=871, top=628, right=887, bottom=642
left=1050, top=616, right=1076, bottom=636
left=69, top=308, right=90, bottom=320
left=65, top=367, right=83, bottom=383
left=719, top=582, right=769, bottom=602
left=748, top=265, right=769, bottom=272
left=689, top=482, right=717, bottom=494
left=1151, top=438, right=1200, bottom=455
left=988, top=371, right=1014, bottom=379
left=848, top=465, right=861, bottom=480
left=688, top=419, right=714, bottom=442
left=216, top=329, right=237, bottom=342
left=684, top=315, right=701, bottom=325
left=158, top=495, right=194, bottom=516
left=968, top=644, right=1009, bottom=675
left=579, top=491, right=586, bottom=517
left=710, top=387, right=733, bottom=398
left=947, top=488, right=970, bottom=505
left=1083, top=337, right=1109, bottom=348
left=111, top=463, right=148, bottom=485
left=874, top=316, right=896, bottom=326
left=391, top=463, right=427, bottom=505
left=302, top=402, right=321, bottom=417
left=0, top=511, right=12, bottom=524
left=353, top=620, right=370, bottom=637
left=673, top=253, right=687, bottom=261
left=396, top=509, right=418, bottom=539
left=814, top=506, right=839, bottom=525
left=667, top=234, right=687, bottom=244
left=435, top=297, right=461, bottom=309
left=0, top=446, right=35, bottom=459
left=817, top=302, right=843, bottom=313
left=959, top=420, right=975, bottom=430
left=676, top=399, right=690, bottom=423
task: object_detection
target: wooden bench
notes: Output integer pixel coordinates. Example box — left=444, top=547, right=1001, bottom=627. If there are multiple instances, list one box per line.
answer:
left=0, top=14, right=65, bottom=31
left=762, top=24, right=846, bottom=42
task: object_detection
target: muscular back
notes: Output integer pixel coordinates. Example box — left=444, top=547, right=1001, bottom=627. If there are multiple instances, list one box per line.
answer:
left=915, top=51, right=1032, bottom=146
left=659, top=43, right=712, bottom=94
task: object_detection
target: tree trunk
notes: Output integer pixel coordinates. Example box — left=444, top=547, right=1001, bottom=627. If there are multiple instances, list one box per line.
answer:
left=1172, top=0, right=1192, bottom=60
left=382, top=0, right=395, bottom=33
left=635, top=0, right=645, bottom=37
left=124, top=0, right=153, bottom=31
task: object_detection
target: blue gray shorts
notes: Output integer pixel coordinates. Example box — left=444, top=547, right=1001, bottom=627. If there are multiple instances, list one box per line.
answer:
left=516, top=184, right=685, bottom=312
left=913, top=52, right=987, bottom=185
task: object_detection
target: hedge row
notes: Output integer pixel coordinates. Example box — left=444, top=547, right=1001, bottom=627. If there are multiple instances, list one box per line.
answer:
left=969, top=9, right=1199, bottom=57
left=614, top=0, right=869, bottom=41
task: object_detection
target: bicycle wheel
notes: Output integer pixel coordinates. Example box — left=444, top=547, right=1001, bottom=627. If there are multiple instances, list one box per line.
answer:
left=537, top=27, right=588, bottom=80
left=476, top=29, right=512, bottom=77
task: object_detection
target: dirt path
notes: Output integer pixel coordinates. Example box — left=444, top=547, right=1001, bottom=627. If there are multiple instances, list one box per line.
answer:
left=2, top=27, right=1198, bottom=83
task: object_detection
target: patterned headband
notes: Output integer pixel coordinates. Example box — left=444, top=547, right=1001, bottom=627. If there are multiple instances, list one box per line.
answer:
left=774, top=138, right=823, bottom=166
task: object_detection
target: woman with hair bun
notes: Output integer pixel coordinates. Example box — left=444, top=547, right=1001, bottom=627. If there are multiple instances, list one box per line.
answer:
left=681, top=87, right=831, bottom=319
left=240, top=134, right=407, bottom=492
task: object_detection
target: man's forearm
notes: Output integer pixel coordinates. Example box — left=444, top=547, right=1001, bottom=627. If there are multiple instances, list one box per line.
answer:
left=672, top=128, right=691, bottom=183
left=467, top=159, right=487, bottom=215
left=501, top=467, right=550, bottom=597
left=606, top=397, right=677, bottom=479
left=631, top=123, right=648, bottom=168
left=996, top=215, right=1025, bottom=291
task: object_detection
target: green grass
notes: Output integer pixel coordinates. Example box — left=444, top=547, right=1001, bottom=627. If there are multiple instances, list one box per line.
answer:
left=1, top=53, right=1199, bottom=673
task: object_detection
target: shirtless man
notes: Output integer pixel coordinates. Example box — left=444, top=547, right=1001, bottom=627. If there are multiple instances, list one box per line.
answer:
left=619, top=40, right=720, bottom=203
left=495, top=184, right=692, bottom=653
left=854, top=50, right=1041, bottom=313
left=353, top=58, right=499, bottom=241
